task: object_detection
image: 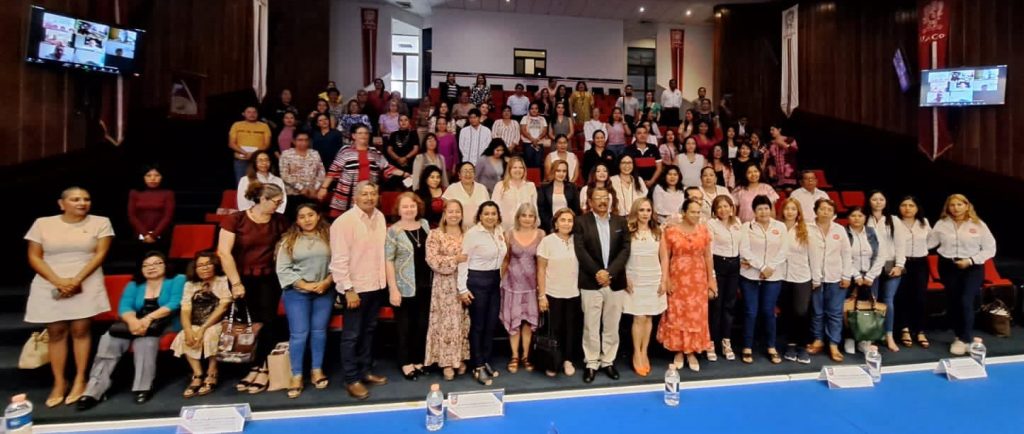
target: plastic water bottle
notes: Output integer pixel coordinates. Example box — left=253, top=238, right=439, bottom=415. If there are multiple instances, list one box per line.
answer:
left=425, top=383, right=444, bottom=431
left=969, top=337, right=987, bottom=366
left=664, top=364, right=680, bottom=406
left=5, top=394, right=32, bottom=434
left=865, top=345, right=882, bottom=383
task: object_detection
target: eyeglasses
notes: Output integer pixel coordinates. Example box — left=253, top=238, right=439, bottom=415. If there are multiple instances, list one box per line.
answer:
left=196, top=263, right=215, bottom=269
left=269, top=198, right=284, bottom=206
left=143, top=261, right=165, bottom=268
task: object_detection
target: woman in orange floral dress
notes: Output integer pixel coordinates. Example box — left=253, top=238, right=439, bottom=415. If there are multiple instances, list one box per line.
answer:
left=657, top=198, right=717, bottom=372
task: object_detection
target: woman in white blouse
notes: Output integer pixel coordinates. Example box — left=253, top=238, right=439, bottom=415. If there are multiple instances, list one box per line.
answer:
left=491, top=157, right=538, bottom=232
left=843, top=207, right=885, bottom=355
left=865, top=191, right=908, bottom=352
left=698, top=167, right=732, bottom=221
left=807, top=198, right=851, bottom=363
left=237, top=151, right=287, bottom=214
left=544, top=134, right=580, bottom=184
left=894, top=196, right=932, bottom=349
left=458, top=201, right=508, bottom=385
left=537, top=208, right=581, bottom=377
left=442, top=162, right=491, bottom=229
left=675, top=136, right=706, bottom=188
left=927, top=194, right=996, bottom=355
left=707, top=196, right=742, bottom=361
left=652, top=165, right=685, bottom=224
left=610, top=154, right=648, bottom=217
left=779, top=198, right=813, bottom=364
left=738, top=195, right=788, bottom=364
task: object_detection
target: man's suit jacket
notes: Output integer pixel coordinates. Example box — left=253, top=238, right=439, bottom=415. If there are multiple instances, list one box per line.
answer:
left=573, top=212, right=631, bottom=291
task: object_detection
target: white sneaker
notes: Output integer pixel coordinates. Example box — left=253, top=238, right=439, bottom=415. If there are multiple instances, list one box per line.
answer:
left=950, top=339, right=968, bottom=356
left=844, top=338, right=856, bottom=355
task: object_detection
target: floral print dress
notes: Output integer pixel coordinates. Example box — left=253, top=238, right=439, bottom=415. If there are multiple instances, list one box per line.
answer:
left=657, top=224, right=713, bottom=353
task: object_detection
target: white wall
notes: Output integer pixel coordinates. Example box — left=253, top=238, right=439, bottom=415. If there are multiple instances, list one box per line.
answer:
left=428, top=9, right=625, bottom=85
left=329, top=1, right=423, bottom=99
left=656, top=23, right=714, bottom=102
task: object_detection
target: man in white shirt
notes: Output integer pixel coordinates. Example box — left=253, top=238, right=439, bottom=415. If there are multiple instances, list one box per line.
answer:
left=459, top=109, right=492, bottom=163
left=615, top=85, right=640, bottom=127
left=660, top=79, right=683, bottom=127
left=789, top=170, right=830, bottom=221
left=583, top=107, right=607, bottom=151
left=506, top=83, right=531, bottom=121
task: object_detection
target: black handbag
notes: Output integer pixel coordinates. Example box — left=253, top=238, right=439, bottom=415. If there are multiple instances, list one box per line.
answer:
left=530, top=313, right=562, bottom=373
left=108, top=299, right=169, bottom=339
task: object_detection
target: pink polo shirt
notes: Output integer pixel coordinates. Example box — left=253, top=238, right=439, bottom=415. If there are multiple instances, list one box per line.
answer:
left=329, top=206, right=387, bottom=293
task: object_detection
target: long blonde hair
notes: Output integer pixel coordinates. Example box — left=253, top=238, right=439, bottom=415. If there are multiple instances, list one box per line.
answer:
left=279, top=203, right=330, bottom=260
left=546, top=159, right=569, bottom=183
left=499, top=156, right=528, bottom=197
left=438, top=199, right=465, bottom=233
left=939, top=193, right=981, bottom=223
left=780, top=197, right=808, bottom=246
left=626, top=197, right=661, bottom=241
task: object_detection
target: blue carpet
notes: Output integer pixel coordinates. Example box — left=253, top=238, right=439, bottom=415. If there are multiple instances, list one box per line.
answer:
left=63, top=362, right=1024, bottom=434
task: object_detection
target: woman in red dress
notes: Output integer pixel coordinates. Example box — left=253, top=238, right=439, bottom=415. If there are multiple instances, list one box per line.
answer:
left=657, top=198, right=717, bottom=372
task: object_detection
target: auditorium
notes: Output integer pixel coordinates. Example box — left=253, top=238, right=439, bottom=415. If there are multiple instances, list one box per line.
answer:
left=1, top=0, right=1022, bottom=433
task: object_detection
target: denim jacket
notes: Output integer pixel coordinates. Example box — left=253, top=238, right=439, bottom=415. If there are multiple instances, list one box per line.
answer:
left=384, top=219, right=432, bottom=297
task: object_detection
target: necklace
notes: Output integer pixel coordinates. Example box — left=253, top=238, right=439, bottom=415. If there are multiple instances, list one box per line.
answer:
left=408, top=228, right=422, bottom=247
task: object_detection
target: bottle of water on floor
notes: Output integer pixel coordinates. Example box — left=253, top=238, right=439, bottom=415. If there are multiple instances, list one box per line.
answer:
left=969, top=337, right=987, bottom=366
left=664, top=364, right=680, bottom=407
left=5, top=394, right=32, bottom=433
left=426, top=383, right=444, bottom=431
left=865, top=345, right=882, bottom=383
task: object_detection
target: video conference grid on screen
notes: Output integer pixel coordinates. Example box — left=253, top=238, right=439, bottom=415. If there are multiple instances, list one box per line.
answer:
left=26, top=6, right=141, bottom=74
left=920, top=65, right=1008, bottom=107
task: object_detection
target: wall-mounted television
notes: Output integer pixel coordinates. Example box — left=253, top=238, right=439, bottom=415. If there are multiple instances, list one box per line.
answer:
left=919, top=65, right=1007, bottom=107
left=24, top=5, right=145, bottom=75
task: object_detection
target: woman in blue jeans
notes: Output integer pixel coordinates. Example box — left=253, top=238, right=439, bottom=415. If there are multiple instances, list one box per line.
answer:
left=276, top=203, right=334, bottom=398
left=737, top=195, right=787, bottom=364
left=808, top=199, right=852, bottom=362
left=866, top=191, right=908, bottom=352
left=844, top=207, right=884, bottom=355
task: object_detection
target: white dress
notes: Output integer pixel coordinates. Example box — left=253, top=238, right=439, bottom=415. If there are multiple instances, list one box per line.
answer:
left=24, top=215, right=114, bottom=323
left=623, top=234, right=666, bottom=315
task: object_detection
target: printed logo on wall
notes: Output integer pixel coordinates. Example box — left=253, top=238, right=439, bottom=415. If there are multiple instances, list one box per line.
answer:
left=917, top=0, right=953, bottom=161
left=361, top=8, right=379, bottom=86
left=780, top=5, right=799, bottom=117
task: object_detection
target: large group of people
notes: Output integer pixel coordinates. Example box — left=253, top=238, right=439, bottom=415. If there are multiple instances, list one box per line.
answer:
left=23, top=75, right=1000, bottom=412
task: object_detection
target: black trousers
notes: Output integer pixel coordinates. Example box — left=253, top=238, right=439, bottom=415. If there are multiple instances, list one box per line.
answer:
left=547, top=296, right=582, bottom=365
left=895, top=256, right=929, bottom=334
left=781, top=280, right=813, bottom=346
left=394, top=285, right=432, bottom=366
left=709, top=255, right=740, bottom=346
left=238, top=273, right=284, bottom=366
left=467, top=270, right=501, bottom=368
left=341, top=290, right=385, bottom=384
left=938, top=258, right=984, bottom=342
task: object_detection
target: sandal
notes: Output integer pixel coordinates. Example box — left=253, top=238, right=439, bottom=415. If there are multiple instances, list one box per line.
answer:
left=706, top=347, right=718, bottom=362
left=917, top=332, right=930, bottom=349
left=507, top=357, right=519, bottom=374
left=311, top=370, right=329, bottom=389
left=522, top=358, right=535, bottom=372
left=183, top=375, right=203, bottom=399
left=722, top=340, right=735, bottom=361
left=456, top=363, right=468, bottom=376
left=741, top=349, right=754, bottom=364
left=197, top=373, right=218, bottom=396
left=287, top=376, right=303, bottom=399
left=900, top=329, right=914, bottom=348
left=767, top=349, right=782, bottom=365
left=247, top=368, right=269, bottom=395
left=236, top=366, right=259, bottom=392
left=443, top=368, right=455, bottom=381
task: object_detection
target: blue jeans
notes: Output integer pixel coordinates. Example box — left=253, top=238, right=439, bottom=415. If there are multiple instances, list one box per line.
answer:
left=740, top=278, right=782, bottom=349
left=875, top=273, right=901, bottom=333
left=522, top=143, right=545, bottom=169
left=340, top=289, right=385, bottom=384
left=607, top=144, right=626, bottom=158
left=282, top=287, right=334, bottom=376
left=811, top=282, right=848, bottom=344
left=233, top=159, right=249, bottom=182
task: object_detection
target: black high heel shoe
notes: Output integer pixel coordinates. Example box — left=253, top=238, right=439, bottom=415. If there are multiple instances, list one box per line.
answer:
left=75, top=395, right=105, bottom=411
left=134, top=390, right=152, bottom=404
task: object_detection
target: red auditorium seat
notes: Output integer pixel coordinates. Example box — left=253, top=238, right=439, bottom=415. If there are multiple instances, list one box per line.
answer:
left=826, top=191, right=848, bottom=213
left=840, top=191, right=865, bottom=209
left=811, top=169, right=833, bottom=189
left=984, top=260, right=1013, bottom=286
left=205, top=190, right=238, bottom=224
left=168, top=224, right=217, bottom=260
left=379, top=191, right=401, bottom=217
left=927, top=255, right=942, bottom=281
left=96, top=274, right=133, bottom=322
left=526, top=168, right=542, bottom=185
left=429, top=88, right=440, bottom=103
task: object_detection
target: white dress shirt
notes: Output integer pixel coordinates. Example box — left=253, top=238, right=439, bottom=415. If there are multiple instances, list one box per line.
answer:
left=848, top=227, right=884, bottom=282
left=610, top=175, right=648, bottom=216
left=782, top=226, right=813, bottom=283
left=739, top=219, right=789, bottom=281
left=899, top=218, right=931, bottom=258
left=789, top=187, right=829, bottom=222
left=457, top=224, right=508, bottom=293
left=442, top=181, right=491, bottom=229
left=458, top=125, right=492, bottom=163
left=661, top=89, right=683, bottom=108
left=699, top=185, right=732, bottom=220
left=652, top=186, right=685, bottom=223
left=707, top=218, right=742, bottom=258
left=809, top=222, right=853, bottom=286
left=867, top=215, right=908, bottom=267
left=927, top=218, right=997, bottom=264
left=583, top=120, right=607, bottom=151
left=507, top=95, right=531, bottom=116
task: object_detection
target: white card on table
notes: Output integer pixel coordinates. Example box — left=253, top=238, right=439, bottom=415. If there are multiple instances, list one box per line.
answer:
left=446, top=389, right=505, bottom=420
left=934, top=357, right=987, bottom=381
left=177, top=404, right=251, bottom=434
left=818, top=365, right=875, bottom=389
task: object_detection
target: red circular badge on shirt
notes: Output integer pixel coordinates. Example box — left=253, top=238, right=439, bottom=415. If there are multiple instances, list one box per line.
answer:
left=771, top=229, right=780, bottom=235
left=968, top=228, right=977, bottom=234
left=833, top=234, right=840, bottom=240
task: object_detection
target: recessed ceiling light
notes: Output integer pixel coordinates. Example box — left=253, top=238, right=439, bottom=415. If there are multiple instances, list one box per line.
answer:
left=639, top=6, right=646, bottom=13
left=685, top=9, right=692, bottom=16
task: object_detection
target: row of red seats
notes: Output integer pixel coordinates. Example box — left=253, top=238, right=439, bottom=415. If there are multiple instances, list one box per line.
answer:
left=428, top=87, right=622, bottom=122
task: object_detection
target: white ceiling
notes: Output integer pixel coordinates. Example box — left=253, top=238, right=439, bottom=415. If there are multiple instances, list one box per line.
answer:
left=383, top=0, right=767, bottom=25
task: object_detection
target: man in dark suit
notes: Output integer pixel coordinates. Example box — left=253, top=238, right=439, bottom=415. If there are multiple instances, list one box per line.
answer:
left=573, top=186, right=631, bottom=383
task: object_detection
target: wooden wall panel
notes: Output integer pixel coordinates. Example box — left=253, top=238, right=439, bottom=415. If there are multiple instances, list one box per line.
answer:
left=716, top=0, right=1023, bottom=180
left=267, top=0, right=330, bottom=111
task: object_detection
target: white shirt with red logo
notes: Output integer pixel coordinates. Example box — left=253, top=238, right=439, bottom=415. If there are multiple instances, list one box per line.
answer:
left=739, top=219, right=789, bottom=282
left=927, top=218, right=997, bottom=265
left=809, top=222, right=853, bottom=286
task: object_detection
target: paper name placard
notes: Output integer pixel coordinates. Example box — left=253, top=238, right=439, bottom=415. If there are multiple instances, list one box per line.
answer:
left=446, top=389, right=505, bottom=420
left=934, top=357, right=987, bottom=381
left=177, top=404, right=252, bottom=434
left=818, top=365, right=875, bottom=389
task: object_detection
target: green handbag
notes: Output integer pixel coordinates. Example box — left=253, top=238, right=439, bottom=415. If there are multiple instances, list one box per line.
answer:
left=846, top=298, right=886, bottom=342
